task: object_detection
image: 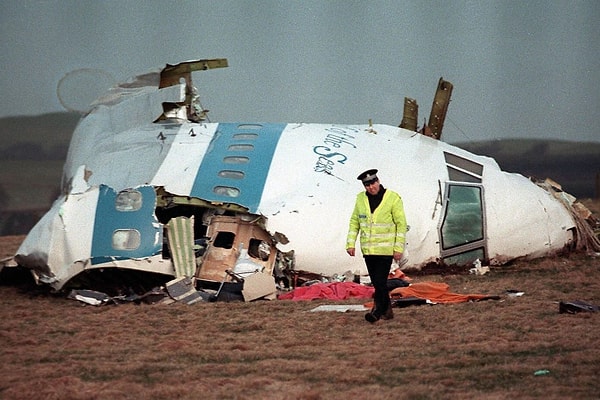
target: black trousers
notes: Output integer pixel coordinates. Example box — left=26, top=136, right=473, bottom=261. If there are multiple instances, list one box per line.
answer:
left=364, top=255, right=393, bottom=317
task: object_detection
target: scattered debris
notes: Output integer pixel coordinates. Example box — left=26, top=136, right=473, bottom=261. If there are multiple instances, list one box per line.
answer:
left=559, top=300, right=599, bottom=314
left=310, top=305, right=369, bottom=313
left=166, top=276, right=208, bottom=304
left=392, top=297, right=430, bottom=308
left=67, top=287, right=171, bottom=306
left=534, top=369, right=551, bottom=376
left=242, top=272, right=277, bottom=301
left=469, top=259, right=490, bottom=275
left=68, top=289, right=112, bottom=306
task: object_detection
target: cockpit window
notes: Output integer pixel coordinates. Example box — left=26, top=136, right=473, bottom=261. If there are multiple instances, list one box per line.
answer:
left=444, top=152, right=483, bottom=183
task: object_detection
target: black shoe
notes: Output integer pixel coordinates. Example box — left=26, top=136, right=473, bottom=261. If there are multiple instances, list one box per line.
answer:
left=365, top=311, right=379, bottom=323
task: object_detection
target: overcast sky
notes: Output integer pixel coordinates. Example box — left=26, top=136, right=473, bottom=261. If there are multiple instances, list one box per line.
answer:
left=1, top=0, right=598, bottom=143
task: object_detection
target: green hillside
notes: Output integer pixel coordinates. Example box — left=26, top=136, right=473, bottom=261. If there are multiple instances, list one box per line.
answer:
left=0, top=112, right=79, bottom=153
left=457, top=139, right=600, bottom=199
left=0, top=113, right=78, bottom=234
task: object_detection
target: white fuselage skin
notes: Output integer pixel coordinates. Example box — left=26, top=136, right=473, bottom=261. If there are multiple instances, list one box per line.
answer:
left=15, top=76, right=576, bottom=289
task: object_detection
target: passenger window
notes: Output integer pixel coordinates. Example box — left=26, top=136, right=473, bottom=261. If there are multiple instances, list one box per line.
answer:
left=112, top=229, right=141, bottom=250
left=223, top=156, right=249, bottom=164
left=233, top=133, right=258, bottom=140
left=228, top=144, right=254, bottom=151
left=218, top=170, right=245, bottom=180
left=115, top=189, right=142, bottom=211
left=213, top=186, right=240, bottom=197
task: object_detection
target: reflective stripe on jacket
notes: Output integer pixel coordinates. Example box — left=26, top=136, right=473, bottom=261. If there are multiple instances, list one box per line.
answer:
left=346, top=189, right=407, bottom=255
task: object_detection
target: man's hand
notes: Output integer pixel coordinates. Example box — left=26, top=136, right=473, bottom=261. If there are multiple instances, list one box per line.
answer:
left=347, top=248, right=355, bottom=257
left=393, top=251, right=403, bottom=261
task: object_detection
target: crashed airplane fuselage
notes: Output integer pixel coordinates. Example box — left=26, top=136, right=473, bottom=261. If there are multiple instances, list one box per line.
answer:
left=14, top=59, right=578, bottom=291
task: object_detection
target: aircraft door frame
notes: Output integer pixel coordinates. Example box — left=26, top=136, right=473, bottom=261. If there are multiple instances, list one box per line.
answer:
left=438, top=181, right=488, bottom=265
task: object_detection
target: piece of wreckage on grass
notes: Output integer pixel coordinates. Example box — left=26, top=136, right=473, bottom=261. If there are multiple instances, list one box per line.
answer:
left=8, top=58, right=600, bottom=304
left=12, top=59, right=291, bottom=303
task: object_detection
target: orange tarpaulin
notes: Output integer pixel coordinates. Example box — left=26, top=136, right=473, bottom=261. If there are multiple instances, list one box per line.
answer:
left=390, top=282, right=498, bottom=304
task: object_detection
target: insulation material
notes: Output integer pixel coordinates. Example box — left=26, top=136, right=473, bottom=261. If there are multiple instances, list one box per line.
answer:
left=166, top=216, right=196, bottom=278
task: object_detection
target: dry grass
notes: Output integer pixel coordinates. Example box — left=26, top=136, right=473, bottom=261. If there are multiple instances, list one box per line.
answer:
left=2, top=214, right=600, bottom=399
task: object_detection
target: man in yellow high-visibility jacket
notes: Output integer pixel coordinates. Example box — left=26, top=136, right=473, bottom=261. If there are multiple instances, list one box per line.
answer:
left=346, top=169, right=407, bottom=323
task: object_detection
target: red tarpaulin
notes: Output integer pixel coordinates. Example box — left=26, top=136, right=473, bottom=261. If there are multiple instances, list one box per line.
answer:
left=278, top=282, right=374, bottom=301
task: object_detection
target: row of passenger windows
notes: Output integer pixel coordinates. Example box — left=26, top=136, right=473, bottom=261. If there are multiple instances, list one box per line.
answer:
left=212, top=127, right=261, bottom=198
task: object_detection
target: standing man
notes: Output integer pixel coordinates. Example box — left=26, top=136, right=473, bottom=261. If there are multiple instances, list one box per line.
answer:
left=346, top=169, right=407, bottom=323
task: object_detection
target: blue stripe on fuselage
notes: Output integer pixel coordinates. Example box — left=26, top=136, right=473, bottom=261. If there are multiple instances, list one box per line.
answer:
left=191, top=123, right=286, bottom=213
left=91, top=185, right=162, bottom=264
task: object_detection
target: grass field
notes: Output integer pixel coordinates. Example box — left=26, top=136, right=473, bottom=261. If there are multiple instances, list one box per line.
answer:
left=1, top=232, right=600, bottom=399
